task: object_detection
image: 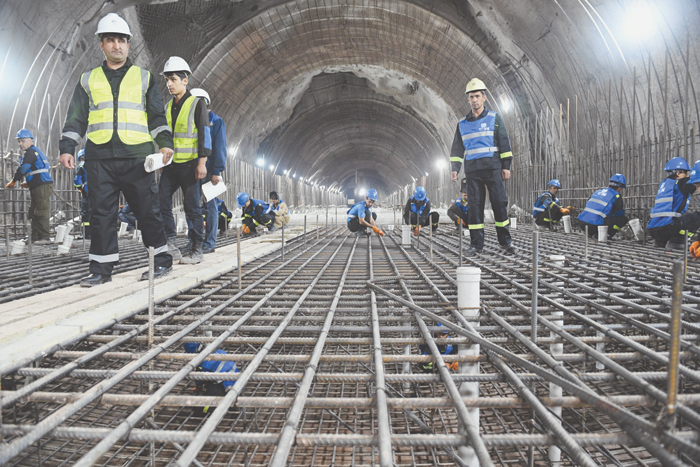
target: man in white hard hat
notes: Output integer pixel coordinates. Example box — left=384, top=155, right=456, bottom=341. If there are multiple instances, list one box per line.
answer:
left=449, top=78, right=515, bottom=255
left=159, top=57, right=211, bottom=265
left=58, top=13, right=174, bottom=287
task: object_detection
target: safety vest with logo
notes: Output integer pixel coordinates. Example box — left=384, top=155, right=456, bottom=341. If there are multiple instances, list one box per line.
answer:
left=81, top=66, right=153, bottom=145
left=272, top=199, right=286, bottom=212
left=166, top=95, right=200, bottom=163
left=22, top=146, right=53, bottom=184
left=458, top=111, right=498, bottom=161
left=647, top=179, right=691, bottom=229
left=347, top=201, right=370, bottom=223
left=410, top=197, right=429, bottom=216
left=532, top=192, right=559, bottom=218
left=455, top=198, right=468, bottom=214
left=577, top=188, right=619, bottom=226
left=243, top=199, right=271, bottom=225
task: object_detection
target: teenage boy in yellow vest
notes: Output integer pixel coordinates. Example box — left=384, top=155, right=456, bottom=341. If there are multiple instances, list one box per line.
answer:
left=159, top=56, right=211, bottom=265
left=58, top=13, right=174, bottom=287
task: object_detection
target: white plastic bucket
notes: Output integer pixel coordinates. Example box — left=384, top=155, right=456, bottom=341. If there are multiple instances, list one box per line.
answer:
left=561, top=215, right=572, bottom=234
left=55, top=225, right=68, bottom=244
left=66, top=221, right=74, bottom=234
left=62, top=234, right=74, bottom=248
left=133, top=230, right=142, bottom=241
left=119, top=222, right=128, bottom=236
left=401, top=225, right=411, bottom=245
left=387, top=224, right=394, bottom=231
left=56, top=244, right=71, bottom=255
left=597, top=225, right=608, bottom=242
left=509, top=217, right=517, bottom=230
left=628, top=218, right=643, bottom=241
left=10, top=240, right=25, bottom=255
left=549, top=255, right=566, bottom=267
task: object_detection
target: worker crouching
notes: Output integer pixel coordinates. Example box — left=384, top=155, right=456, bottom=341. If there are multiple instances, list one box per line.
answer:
left=347, top=189, right=384, bottom=237
left=237, top=191, right=276, bottom=235
left=184, top=343, right=238, bottom=416
left=577, top=174, right=628, bottom=239
left=447, top=182, right=469, bottom=230
left=532, top=179, right=571, bottom=230
left=403, top=186, right=439, bottom=236
left=269, top=191, right=290, bottom=229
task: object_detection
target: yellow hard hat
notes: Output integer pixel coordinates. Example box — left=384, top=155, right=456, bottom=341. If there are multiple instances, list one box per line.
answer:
left=465, top=78, right=487, bottom=94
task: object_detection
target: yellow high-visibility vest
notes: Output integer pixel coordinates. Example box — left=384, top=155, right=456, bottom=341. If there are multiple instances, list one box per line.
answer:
left=81, top=66, right=152, bottom=145
left=166, top=95, right=200, bottom=163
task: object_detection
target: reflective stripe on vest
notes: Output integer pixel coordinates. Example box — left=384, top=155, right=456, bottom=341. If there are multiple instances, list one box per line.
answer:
left=458, top=111, right=498, bottom=161
left=166, top=95, right=200, bottom=163
left=410, top=197, right=428, bottom=216
left=577, top=188, right=618, bottom=226
left=532, top=192, right=559, bottom=217
left=648, top=179, right=690, bottom=228
left=81, top=66, right=152, bottom=145
left=27, top=169, right=49, bottom=176
left=24, top=147, right=52, bottom=183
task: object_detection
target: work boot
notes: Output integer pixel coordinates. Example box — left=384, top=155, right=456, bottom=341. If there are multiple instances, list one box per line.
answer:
left=653, top=239, right=666, bottom=248
left=666, top=241, right=685, bottom=251
left=203, top=246, right=216, bottom=254
left=267, top=224, right=277, bottom=233
left=502, top=243, right=517, bottom=254
left=140, top=266, right=173, bottom=281
left=181, top=241, right=203, bottom=264
left=179, top=241, right=192, bottom=255
left=465, top=247, right=483, bottom=256
left=168, top=237, right=182, bottom=262
left=81, top=274, right=112, bottom=287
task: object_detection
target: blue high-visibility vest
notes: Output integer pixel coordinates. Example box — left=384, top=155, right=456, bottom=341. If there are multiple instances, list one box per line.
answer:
left=577, top=188, right=619, bottom=226
left=647, top=179, right=691, bottom=229
left=532, top=192, right=559, bottom=218
left=455, top=198, right=468, bottom=214
left=21, top=146, right=52, bottom=183
left=458, top=111, right=498, bottom=161
left=410, top=197, right=429, bottom=216
left=272, top=199, right=285, bottom=212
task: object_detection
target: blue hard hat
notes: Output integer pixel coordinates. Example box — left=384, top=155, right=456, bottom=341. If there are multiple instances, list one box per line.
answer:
left=413, top=186, right=427, bottom=201
left=690, top=161, right=700, bottom=184
left=16, top=129, right=33, bottom=139
left=664, top=157, right=690, bottom=172
left=184, top=342, right=201, bottom=353
left=547, top=179, right=561, bottom=189
left=366, top=188, right=378, bottom=201
left=609, top=173, right=627, bottom=187
left=77, top=149, right=85, bottom=161
left=236, top=191, right=250, bottom=208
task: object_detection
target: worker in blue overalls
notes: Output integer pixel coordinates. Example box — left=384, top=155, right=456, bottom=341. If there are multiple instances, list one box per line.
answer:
left=73, top=149, right=91, bottom=239
left=184, top=342, right=238, bottom=416
left=532, top=179, right=570, bottom=230
left=237, top=191, right=276, bottom=235
left=647, top=157, right=699, bottom=250
left=347, top=189, right=384, bottom=237
left=577, top=174, right=628, bottom=239
left=5, top=129, right=54, bottom=244
left=447, top=182, right=469, bottom=230
left=418, top=323, right=457, bottom=373
left=403, top=186, right=439, bottom=235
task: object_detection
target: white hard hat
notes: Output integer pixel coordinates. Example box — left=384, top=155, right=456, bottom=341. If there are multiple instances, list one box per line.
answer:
left=162, top=56, right=192, bottom=75
left=465, top=78, right=487, bottom=94
left=190, top=88, right=210, bottom=106
left=95, top=13, right=132, bottom=39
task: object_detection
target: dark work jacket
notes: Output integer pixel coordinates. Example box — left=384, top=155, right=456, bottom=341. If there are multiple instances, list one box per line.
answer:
left=450, top=106, right=512, bottom=173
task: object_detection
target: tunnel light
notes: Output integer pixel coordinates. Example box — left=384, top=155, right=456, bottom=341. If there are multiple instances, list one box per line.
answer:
left=501, top=99, right=512, bottom=112
left=622, top=5, right=657, bottom=43
left=283, top=169, right=288, bottom=175
left=425, top=172, right=429, bottom=177
left=256, top=158, right=264, bottom=167
left=293, top=173, right=297, bottom=178
left=358, top=188, right=366, bottom=196
left=435, top=159, right=447, bottom=170
left=269, top=164, right=274, bottom=171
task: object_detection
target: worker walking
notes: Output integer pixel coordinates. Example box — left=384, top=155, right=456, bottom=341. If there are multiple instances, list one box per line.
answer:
left=532, top=179, right=570, bottom=229
left=403, top=186, right=439, bottom=235
left=159, top=58, right=211, bottom=264
left=577, top=174, right=628, bottom=239
left=347, top=189, right=384, bottom=237
left=647, top=157, right=699, bottom=250
left=237, top=192, right=276, bottom=235
left=447, top=182, right=469, bottom=230
left=449, top=78, right=515, bottom=255
left=190, top=88, right=225, bottom=254
left=269, top=191, right=291, bottom=229
left=6, top=129, right=54, bottom=244
left=73, top=149, right=91, bottom=239
left=58, top=13, right=174, bottom=286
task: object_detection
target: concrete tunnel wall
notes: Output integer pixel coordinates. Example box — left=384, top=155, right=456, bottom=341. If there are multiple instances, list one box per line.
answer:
left=1, top=0, right=700, bottom=220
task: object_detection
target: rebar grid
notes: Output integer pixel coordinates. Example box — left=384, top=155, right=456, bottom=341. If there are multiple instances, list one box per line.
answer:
left=2, top=224, right=700, bottom=466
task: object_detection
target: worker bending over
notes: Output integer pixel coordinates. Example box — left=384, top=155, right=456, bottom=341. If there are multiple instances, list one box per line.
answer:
left=418, top=324, right=457, bottom=373
left=532, top=179, right=570, bottom=229
left=447, top=182, right=469, bottom=230
left=347, top=189, right=384, bottom=237
left=403, top=186, right=439, bottom=235
left=237, top=191, right=276, bottom=235
left=577, top=174, right=628, bottom=238
left=648, top=157, right=699, bottom=250
left=183, top=343, right=238, bottom=416
left=269, top=191, right=290, bottom=229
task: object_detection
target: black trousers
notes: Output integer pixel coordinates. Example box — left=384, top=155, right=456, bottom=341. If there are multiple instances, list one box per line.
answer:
left=85, top=159, right=171, bottom=275
left=534, top=209, right=563, bottom=228
left=648, top=212, right=700, bottom=244
left=348, top=212, right=377, bottom=232
left=447, top=206, right=468, bottom=227
left=579, top=215, right=629, bottom=239
left=242, top=211, right=275, bottom=233
left=159, top=159, right=204, bottom=244
left=405, top=212, right=440, bottom=229
left=80, top=192, right=91, bottom=238
left=466, top=167, right=511, bottom=248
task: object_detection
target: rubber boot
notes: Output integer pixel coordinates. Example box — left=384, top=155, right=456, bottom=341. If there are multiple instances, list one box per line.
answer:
left=181, top=241, right=203, bottom=264
left=168, top=237, right=182, bottom=262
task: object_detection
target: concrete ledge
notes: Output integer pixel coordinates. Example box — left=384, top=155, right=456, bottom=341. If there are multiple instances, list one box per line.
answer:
left=0, top=228, right=304, bottom=373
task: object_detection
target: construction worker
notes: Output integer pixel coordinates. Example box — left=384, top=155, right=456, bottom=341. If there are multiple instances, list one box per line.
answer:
left=447, top=182, right=469, bottom=230
left=647, top=157, right=699, bottom=250
left=73, top=149, right=91, bottom=239
left=183, top=342, right=238, bottom=416
left=58, top=13, right=174, bottom=286
left=6, top=129, right=54, bottom=244
left=118, top=203, right=137, bottom=231
left=237, top=191, right=276, bottom=235
left=190, top=88, right=225, bottom=254
left=403, top=186, right=439, bottom=235
left=577, top=174, right=628, bottom=238
left=418, top=324, right=457, bottom=373
left=217, top=199, right=233, bottom=234
left=159, top=58, right=211, bottom=264
left=347, top=189, right=384, bottom=237
left=269, top=191, right=291, bottom=229
left=449, top=78, right=515, bottom=255
left=532, top=179, right=571, bottom=229
left=687, top=161, right=700, bottom=259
